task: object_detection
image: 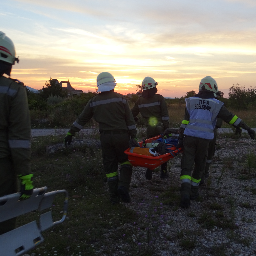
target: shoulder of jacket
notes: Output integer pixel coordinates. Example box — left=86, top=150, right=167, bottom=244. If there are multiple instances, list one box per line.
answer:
left=10, top=78, right=24, bottom=86
left=156, top=94, right=165, bottom=100
left=113, top=91, right=123, bottom=98
left=1, top=76, right=24, bottom=87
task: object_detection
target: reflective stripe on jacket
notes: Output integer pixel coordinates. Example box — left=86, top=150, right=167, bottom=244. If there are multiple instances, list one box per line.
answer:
left=131, top=94, right=169, bottom=129
left=184, top=97, right=224, bottom=140
left=0, top=76, right=31, bottom=176
left=69, top=91, right=137, bottom=138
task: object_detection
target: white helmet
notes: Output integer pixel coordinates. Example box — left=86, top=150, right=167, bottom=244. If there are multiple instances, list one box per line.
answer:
left=97, top=72, right=116, bottom=92
left=0, top=32, right=18, bottom=64
left=199, top=76, right=218, bottom=94
left=142, top=77, right=158, bottom=91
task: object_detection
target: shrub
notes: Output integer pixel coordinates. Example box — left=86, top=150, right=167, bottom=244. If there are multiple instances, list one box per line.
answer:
left=47, top=94, right=64, bottom=105
left=229, top=84, right=256, bottom=110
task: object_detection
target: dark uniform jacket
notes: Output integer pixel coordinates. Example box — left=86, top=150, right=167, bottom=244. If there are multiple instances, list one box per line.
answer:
left=69, top=90, right=137, bottom=138
left=131, top=94, right=169, bottom=130
left=0, top=76, right=31, bottom=176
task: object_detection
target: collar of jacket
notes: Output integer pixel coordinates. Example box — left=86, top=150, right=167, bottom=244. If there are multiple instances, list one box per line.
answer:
left=195, top=91, right=215, bottom=99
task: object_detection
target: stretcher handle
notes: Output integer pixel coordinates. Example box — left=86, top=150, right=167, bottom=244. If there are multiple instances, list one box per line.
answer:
left=53, top=190, right=68, bottom=225
left=38, top=190, right=68, bottom=231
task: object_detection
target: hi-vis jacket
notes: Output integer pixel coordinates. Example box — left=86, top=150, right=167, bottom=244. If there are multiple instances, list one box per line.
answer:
left=0, top=76, right=31, bottom=176
left=181, top=96, right=241, bottom=140
left=131, top=94, right=169, bottom=129
left=69, top=90, right=137, bottom=138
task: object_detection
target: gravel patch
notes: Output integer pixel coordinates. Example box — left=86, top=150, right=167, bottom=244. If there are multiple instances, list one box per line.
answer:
left=29, top=129, right=256, bottom=255
left=96, top=136, right=256, bottom=256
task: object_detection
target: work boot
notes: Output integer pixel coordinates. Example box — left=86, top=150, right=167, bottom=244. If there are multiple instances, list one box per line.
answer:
left=118, top=164, right=132, bottom=202
left=160, top=162, right=168, bottom=179
left=145, top=168, right=152, bottom=180
left=190, top=186, right=199, bottom=200
left=180, top=194, right=190, bottom=209
left=180, top=183, right=191, bottom=209
left=117, top=186, right=131, bottom=203
left=108, top=177, right=119, bottom=204
left=160, top=169, right=169, bottom=179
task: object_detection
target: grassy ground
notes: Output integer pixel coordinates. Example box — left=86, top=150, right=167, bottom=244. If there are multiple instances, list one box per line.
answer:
left=15, top=131, right=256, bottom=256
left=15, top=101, right=256, bottom=255
left=17, top=136, right=146, bottom=256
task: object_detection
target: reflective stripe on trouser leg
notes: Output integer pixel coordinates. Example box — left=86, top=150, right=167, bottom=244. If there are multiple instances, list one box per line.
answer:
left=180, top=175, right=191, bottom=197
left=106, top=172, right=118, bottom=179
left=191, top=177, right=200, bottom=186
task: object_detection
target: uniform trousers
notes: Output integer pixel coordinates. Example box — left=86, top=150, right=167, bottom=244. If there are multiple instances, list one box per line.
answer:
left=181, top=136, right=210, bottom=184
left=0, top=157, right=17, bottom=235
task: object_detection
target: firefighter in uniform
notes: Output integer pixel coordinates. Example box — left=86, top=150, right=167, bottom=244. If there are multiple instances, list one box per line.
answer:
left=179, top=76, right=255, bottom=208
left=65, top=72, right=137, bottom=204
left=131, top=77, right=170, bottom=180
left=0, top=32, right=33, bottom=234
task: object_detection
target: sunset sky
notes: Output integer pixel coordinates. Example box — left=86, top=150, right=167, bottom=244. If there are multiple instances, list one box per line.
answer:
left=1, top=0, right=256, bottom=97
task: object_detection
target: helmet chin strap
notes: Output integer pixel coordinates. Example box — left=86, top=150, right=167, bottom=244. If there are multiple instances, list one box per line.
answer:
left=0, top=60, right=12, bottom=76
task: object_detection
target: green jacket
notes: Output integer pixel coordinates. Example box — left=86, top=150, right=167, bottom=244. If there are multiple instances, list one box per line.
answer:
left=0, top=76, right=31, bottom=176
left=69, top=90, right=137, bottom=138
left=131, top=94, right=169, bottom=130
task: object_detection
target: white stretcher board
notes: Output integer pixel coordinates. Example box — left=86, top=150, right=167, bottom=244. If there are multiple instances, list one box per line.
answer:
left=0, top=187, right=68, bottom=256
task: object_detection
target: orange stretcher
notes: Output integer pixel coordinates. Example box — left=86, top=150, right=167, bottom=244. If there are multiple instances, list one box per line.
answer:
left=124, top=135, right=183, bottom=170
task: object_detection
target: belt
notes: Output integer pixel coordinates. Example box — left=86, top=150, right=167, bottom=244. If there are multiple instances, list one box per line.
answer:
left=100, top=130, right=128, bottom=134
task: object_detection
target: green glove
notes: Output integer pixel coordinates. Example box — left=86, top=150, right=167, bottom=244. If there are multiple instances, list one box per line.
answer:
left=65, top=132, right=73, bottom=146
left=19, top=174, right=34, bottom=200
left=163, top=128, right=179, bottom=137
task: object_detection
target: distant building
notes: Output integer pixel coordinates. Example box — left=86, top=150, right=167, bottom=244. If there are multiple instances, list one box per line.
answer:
left=59, top=80, right=83, bottom=96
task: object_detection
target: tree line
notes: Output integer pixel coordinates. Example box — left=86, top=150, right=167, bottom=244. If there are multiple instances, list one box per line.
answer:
left=26, top=79, right=255, bottom=128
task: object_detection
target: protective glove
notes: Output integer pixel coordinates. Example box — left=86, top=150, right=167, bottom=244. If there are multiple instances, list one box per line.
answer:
left=65, top=132, right=73, bottom=146
left=163, top=128, right=179, bottom=137
left=247, top=129, right=255, bottom=140
left=235, top=127, right=242, bottom=136
left=129, top=138, right=140, bottom=148
left=19, top=174, right=34, bottom=200
left=236, top=121, right=254, bottom=140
